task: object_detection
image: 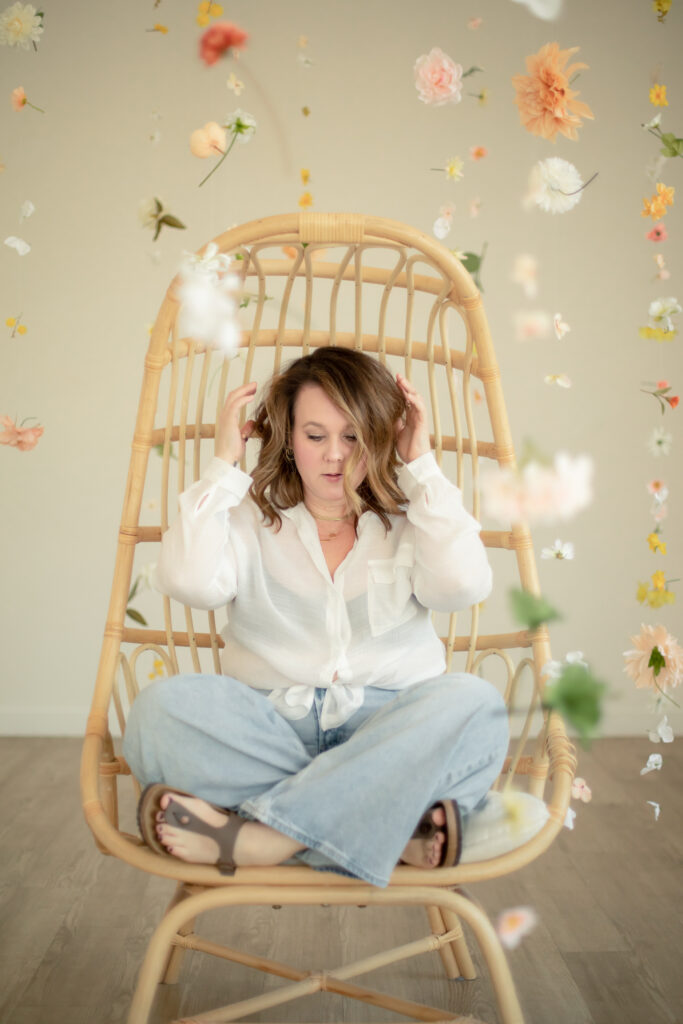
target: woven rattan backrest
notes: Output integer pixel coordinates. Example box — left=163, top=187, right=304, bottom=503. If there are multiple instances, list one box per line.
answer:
left=99, top=213, right=553, bottom=798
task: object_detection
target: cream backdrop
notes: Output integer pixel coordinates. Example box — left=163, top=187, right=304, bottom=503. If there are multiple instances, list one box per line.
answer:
left=1, top=0, right=681, bottom=736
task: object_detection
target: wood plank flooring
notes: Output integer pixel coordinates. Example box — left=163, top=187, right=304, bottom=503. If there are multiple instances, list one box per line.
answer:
left=1, top=738, right=681, bottom=1024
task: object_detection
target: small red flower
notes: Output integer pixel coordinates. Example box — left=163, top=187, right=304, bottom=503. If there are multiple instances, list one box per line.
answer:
left=665, top=395, right=679, bottom=409
left=199, top=22, right=248, bottom=66
left=646, top=222, right=668, bottom=242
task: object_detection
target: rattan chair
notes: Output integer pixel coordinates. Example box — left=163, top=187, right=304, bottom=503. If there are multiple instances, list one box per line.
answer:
left=81, top=212, right=576, bottom=1024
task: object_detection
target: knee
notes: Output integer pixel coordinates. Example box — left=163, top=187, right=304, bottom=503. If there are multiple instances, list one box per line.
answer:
left=420, top=673, right=508, bottom=742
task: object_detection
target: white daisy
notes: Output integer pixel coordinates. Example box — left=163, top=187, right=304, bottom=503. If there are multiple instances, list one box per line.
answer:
left=544, top=373, right=572, bottom=388
left=541, top=539, right=574, bottom=560
left=224, top=109, right=257, bottom=143
left=648, top=427, right=672, bottom=457
left=648, top=296, right=681, bottom=332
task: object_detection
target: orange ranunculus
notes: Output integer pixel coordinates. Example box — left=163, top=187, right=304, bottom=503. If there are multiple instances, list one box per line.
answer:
left=0, top=415, right=44, bottom=451
left=511, top=42, right=594, bottom=142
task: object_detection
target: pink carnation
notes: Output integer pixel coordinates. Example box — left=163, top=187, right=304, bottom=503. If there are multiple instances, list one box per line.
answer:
left=624, top=624, right=683, bottom=693
left=414, top=47, right=463, bottom=106
left=199, top=22, right=248, bottom=66
left=0, top=415, right=44, bottom=451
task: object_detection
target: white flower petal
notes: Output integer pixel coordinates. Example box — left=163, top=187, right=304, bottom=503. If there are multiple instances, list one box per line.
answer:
left=646, top=800, right=661, bottom=820
left=510, top=0, right=564, bottom=19
left=4, top=235, right=30, bottom=255
left=19, top=200, right=35, bottom=222
left=563, top=807, right=576, bottom=830
left=640, top=753, right=663, bottom=775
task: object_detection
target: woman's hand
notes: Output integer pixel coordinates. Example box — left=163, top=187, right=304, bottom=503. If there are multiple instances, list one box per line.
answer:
left=395, top=374, right=431, bottom=464
left=215, top=381, right=257, bottom=465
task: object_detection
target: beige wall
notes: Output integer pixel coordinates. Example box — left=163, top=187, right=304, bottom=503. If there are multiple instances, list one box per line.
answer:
left=1, top=0, right=681, bottom=735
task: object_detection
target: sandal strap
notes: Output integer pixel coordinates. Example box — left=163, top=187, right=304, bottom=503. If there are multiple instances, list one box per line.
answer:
left=165, top=797, right=245, bottom=875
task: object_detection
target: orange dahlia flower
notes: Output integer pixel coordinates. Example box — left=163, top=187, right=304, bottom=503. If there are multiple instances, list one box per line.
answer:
left=512, top=42, right=594, bottom=142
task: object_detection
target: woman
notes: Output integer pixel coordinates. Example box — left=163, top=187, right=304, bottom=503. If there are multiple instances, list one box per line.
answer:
left=124, top=346, right=508, bottom=887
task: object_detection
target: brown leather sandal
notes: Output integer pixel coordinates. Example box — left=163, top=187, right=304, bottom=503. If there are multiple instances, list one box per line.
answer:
left=137, top=783, right=245, bottom=875
left=410, top=799, right=462, bottom=867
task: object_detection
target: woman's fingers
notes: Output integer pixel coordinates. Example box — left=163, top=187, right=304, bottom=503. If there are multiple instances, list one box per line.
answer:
left=216, top=383, right=257, bottom=463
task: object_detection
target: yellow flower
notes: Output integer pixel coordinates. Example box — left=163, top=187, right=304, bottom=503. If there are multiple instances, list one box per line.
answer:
left=445, top=156, right=464, bottom=181
left=300, top=167, right=310, bottom=186
left=651, top=570, right=666, bottom=591
left=649, top=84, right=668, bottom=107
left=153, top=23, right=168, bottom=33
left=642, top=196, right=667, bottom=219
left=298, top=191, right=313, bottom=208
left=656, top=182, right=675, bottom=206
left=198, top=1, right=211, bottom=11
left=298, top=35, right=308, bottom=48
left=653, top=0, right=672, bottom=20
left=17, top=323, right=27, bottom=335
left=210, top=3, right=224, bottom=14
left=647, top=588, right=676, bottom=608
left=196, top=13, right=210, bottom=26
left=301, top=106, right=311, bottom=117
left=147, top=658, right=164, bottom=680
left=477, top=88, right=490, bottom=105
left=639, top=326, right=677, bottom=342
left=636, top=581, right=649, bottom=603
left=5, top=317, right=16, bottom=327
left=648, top=533, right=667, bottom=554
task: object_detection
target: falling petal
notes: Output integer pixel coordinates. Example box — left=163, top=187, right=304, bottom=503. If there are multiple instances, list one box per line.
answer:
left=4, top=236, right=31, bottom=255
left=554, top=313, right=571, bottom=340
left=563, top=807, right=576, bottom=829
left=646, top=800, right=661, bottom=820
left=648, top=715, right=674, bottom=743
left=640, top=753, right=663, bottom=775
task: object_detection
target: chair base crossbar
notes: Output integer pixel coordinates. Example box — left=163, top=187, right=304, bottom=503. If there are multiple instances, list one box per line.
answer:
left=128, top=884, right=524, bottom=1024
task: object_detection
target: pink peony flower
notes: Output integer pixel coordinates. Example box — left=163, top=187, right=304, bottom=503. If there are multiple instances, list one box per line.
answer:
left=199, top=21, right=248, bottom=66
left=0, top=414, right=44, bottom=450
left=623, top=624, right=683, bottom=693
left=414, top=47, right=463, bottom=106
left=189, top=121, right=227, bottom=157
left=647, top=222, right=668, bottom=242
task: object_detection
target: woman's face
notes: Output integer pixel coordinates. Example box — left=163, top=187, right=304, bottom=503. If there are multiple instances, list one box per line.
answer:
left=291, top=384, right=367, bottom=508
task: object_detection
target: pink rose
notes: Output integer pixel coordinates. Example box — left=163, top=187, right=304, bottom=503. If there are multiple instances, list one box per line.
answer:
left=414, top=48, right=463, bottom=106
left=199, top=22, right=248, bottom=66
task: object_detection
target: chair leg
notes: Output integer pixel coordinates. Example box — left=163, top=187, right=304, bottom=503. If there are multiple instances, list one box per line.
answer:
left=440, top=907, right=478, bottom=980
left=161, top=883, right=198, bottom=985
left=426, top=905, right=459, bottom=978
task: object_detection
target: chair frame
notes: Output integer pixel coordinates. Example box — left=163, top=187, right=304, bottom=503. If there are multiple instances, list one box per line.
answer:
left=81, top=212, right=576, bottom=1024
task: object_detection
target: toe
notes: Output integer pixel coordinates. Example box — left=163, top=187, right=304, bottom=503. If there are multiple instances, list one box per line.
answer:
left=432, top=806, right=446, bottom=827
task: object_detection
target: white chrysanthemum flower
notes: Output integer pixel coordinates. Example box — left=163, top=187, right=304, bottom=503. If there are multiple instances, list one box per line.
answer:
left=648, top=427, right=672, bottom=457
left=541, top=539, right=574, bottom=560
left=0, top=2, right=43, bottom=48
left=224, top=109, right=257, bottom=143
left=510, top=0, right=563, bottom=19
left=648, top=296, right=681, bottom=332
left=526, top=158, right=584, bottom=214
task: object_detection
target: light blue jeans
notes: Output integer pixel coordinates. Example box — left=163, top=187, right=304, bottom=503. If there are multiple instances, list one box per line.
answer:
left=123, top=673, right=508, bottom=888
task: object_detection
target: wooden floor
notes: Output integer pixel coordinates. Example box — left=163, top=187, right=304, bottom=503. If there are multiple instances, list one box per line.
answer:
left=1, top=737, right=681, bottom=1024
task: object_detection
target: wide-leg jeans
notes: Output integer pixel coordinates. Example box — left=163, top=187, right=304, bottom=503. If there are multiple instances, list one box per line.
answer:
left=123, top=672, right=509, bottom=888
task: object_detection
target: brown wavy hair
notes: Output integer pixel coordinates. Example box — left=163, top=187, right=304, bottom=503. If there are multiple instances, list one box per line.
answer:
left=250, top=347, right=408, bottom=530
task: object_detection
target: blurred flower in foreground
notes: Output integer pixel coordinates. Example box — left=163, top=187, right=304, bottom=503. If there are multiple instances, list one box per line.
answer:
left=571, top=777, right=592, bottom=802
left=510, top=0, right=564, bottom=18
left=544, top=373, right=572, bottom=388
left=648, top=427, right=672, bottom=456
left=650, top=83, right=668, bottom=107
left=511, top=254, right=538, bottom=298
left=624, top=623, right=683, bottom=701
left=199, top=21, right=248, bottom=66
left=514, top=310, right=551, bottom=341
left=525, top=158, right=595, bottom=213
left=176, top=242, right=242, bottom=358
left=647, top=222, right=667, bottom=242
left=0, top=414, right=43, bottom=450
left=541, top=538, right=574, bottom=560
left=496, top=907, right=538, bottom=949
left=0, top=2, right=43, bottom=48
left=4, top=235, right=30, bottom=255
left=139, top=198, right=186, bottom=241
left=512, top=42, right=593, bottom=141
left=482, top=451, right=593, bottom=525
left=648, top=715, right=674, bottom=743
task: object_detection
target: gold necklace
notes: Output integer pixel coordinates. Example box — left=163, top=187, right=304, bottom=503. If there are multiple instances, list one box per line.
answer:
left=304, top=506, right=354, bottom=542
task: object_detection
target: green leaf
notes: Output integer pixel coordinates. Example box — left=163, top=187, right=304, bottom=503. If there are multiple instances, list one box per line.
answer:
left=152, top=221, right=161, bottom=242
left=126, top=607, right=148, bottom=626
left=233, top=253, right=244, bottom=260
left=543, top=664, right=607, bottom=746
left=462, top=65, right=484, bottom=78
left=461, top=252, right=481, bottom=273
left=659, top=132, right=683, bottom=157
left=154, top=197, right=162, bottom=215
left=158, top=215, right=186, bottom=231
left=509, top=588, right=561, bottom=631
left=128, top=577, right=139, bottom=602
left=648, top=645, right=666, bottom=678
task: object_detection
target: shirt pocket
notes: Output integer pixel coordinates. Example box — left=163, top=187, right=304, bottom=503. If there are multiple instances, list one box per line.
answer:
left=367, top=550, right=417, bottom=637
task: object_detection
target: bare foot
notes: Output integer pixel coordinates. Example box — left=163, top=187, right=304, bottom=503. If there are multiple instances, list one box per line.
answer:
left=399, top=806, right=447, bottom=868
left=155, top=793, right=306, bottom=867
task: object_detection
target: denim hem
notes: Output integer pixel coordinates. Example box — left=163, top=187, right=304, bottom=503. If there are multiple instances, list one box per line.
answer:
left=239, top=800, right=391, bottom=888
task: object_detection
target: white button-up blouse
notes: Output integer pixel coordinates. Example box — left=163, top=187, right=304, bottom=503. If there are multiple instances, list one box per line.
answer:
left=154, top=452, right=493, bottom=729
